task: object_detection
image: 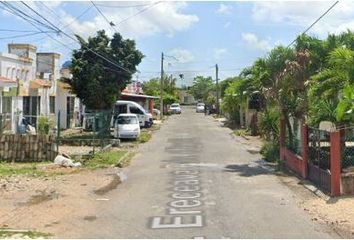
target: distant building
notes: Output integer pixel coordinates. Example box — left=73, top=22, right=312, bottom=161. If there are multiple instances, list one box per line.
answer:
left=179, top=89, right=196, bottom=105
left=121, top=81, right=159, bottom=113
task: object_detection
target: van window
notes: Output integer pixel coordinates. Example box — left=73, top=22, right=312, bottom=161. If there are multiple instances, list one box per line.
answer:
left=116, top=104, right=127, bottom=114
left=117, top=116, right=138, bottom=124
left=130, top=106, right=144, bottom=114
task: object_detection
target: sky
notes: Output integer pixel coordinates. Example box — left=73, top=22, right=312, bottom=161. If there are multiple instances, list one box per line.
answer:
left=1, top=1, right=354, bottom=87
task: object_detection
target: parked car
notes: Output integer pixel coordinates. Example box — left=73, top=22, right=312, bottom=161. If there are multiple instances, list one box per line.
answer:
left=169, top=103, right=181, bottom=114
left=196, top=103, right=205, bottom=113
left=113, top=114, right=140, bottom=140
left=113, top=100, right=153, bottom=128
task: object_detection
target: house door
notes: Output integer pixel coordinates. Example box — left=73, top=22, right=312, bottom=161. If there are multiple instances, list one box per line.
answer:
left=66, top=96, right=75, bottom=128
left=23, top=96, right=40, bottom=128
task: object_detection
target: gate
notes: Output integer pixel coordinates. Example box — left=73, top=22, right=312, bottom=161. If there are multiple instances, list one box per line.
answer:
left=308, top=128, right=331, bottom=193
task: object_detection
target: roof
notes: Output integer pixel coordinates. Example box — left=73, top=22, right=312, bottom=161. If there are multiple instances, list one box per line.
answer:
left=0, top=76, right=17, bottom=87
left=30, top=79, right=52, bottom=88
left=121, top=92, right=159, bottom=99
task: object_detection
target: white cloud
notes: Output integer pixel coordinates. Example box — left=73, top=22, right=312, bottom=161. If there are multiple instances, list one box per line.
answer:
left=241, top=33, right=271, bottom=51
left=224, top=21, right=231, bottom=28
left=216, top=4, right=233, bottom=15
left=63, top=1, right=199, bottom=39
left=168, top=48, right=194, bottom=64
left=252, top=1, right=354, bottom=36
left=214, top=48, right=228, bottom=60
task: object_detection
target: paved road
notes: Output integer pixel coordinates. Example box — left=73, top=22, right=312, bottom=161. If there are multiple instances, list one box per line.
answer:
left=65, top=106, right=337, bottom=238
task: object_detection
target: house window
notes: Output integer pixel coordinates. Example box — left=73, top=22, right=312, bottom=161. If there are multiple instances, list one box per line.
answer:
left=50, top=96, right=55, bottom=114
left=2, top=97, right=12, bottom=114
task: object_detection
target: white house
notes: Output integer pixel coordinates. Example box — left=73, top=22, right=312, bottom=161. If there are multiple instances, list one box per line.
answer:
left=0, top=43, right=81, bottom=132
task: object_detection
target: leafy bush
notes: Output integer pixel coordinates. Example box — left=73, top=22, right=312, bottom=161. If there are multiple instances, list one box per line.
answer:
left=259, top=107, right=280, bottom=141
left=37, top=116, right=53, bottom=135
left=260, top=141, right=279, bottom=162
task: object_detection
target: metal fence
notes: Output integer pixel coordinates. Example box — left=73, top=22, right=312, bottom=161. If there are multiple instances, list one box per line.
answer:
left=342, top=127, right=354, bottom=170
left=308, top=127, right=331, bottom=193
left=0, top=111, right=115, bottom=156
left=57, top=111, right=115, bottom=155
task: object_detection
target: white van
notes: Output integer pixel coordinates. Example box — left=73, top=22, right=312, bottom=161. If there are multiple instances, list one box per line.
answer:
left=113, top=100, right=153, bottom=128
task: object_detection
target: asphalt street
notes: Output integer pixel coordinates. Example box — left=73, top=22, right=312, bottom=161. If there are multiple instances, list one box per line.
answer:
left=64, top=106, right=337, bottom=238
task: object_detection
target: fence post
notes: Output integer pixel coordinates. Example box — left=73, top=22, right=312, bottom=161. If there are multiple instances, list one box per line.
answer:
left=330, top=131, right=341, bottom=196
left=57, top=110, right=60, bottom=153
left=302, top=123, right=309, bottom=179
left=280, top=118, right=286, bottom=160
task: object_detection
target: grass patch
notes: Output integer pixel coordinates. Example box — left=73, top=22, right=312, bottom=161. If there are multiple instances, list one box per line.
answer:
left=233, top=128, right=251, bottom=137
left=138, top=130, right=152, bottom=143
left=0, top=229, right=52, bottom=238
left=83, top=150, right=132, bottom=169
left=0, top=162, right=47, bottom=177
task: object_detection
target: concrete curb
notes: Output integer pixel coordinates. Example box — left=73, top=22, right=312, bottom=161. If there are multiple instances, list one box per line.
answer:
left=301, top=180, right=331, bottom=201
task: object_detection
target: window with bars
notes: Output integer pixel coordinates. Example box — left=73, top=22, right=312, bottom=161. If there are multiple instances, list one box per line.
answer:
left=50, top=96, right=55, bottom=114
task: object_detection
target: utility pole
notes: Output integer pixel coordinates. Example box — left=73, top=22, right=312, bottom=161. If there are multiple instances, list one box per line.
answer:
left=215, top=64, right=219, bottom=115
left=160, top=52, right=164, bottom=118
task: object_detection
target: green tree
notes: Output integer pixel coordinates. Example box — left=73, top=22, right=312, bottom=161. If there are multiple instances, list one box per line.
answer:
left=189, top=76, right=214, bottom=102
left=68, top=30, right=144, bottom=110
left=142, top=75, right=180, bottom=110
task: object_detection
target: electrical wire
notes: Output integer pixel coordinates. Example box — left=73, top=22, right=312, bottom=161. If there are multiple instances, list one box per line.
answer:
left=287, top=0, right=339, bottom=48
left=60, top=5, right=94, bottom=31
left=16, top=1, right=134, bottom=75
left=116, top=1, right=162, bottom=26
left=94, top=3, right=153, bottom=8
left=0, top=28, right=45, bottom=33
left=0, top=31, right=52, bottom=40
left=91, top=1, right=118, bottom=32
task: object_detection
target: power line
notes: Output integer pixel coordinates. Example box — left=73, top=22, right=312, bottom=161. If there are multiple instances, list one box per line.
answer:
left=116, top=1, right=162, bottom=26
left=287, top=0, right=339, bottom=48
left=0, top=31, right=52, bottom=40
left=60, top=5, right=93, bottom=31
left=0, top=2, right=58, bottom=32
left=39, top=2, right=65, bottom=29
left=20, top=1, right=61, bottom=33
left=91, top=1, right=118, bottom=32
left=0, top=28, right=45, bottom=33
left=15, top=1, right=134, bottom=75
left=95, top=3, right=153, bottom=8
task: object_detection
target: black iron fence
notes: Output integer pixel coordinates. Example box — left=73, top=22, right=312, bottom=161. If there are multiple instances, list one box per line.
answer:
left=307, top=127, right=331, bottom=193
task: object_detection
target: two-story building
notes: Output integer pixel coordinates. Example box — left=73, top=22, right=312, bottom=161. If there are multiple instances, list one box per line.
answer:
left=0, top=43, right=80, bottom=132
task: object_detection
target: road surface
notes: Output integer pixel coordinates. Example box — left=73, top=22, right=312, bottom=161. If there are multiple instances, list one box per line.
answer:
left=62, top=106, right=337, bottom=238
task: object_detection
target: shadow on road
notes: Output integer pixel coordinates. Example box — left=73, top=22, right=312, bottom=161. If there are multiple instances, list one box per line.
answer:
left=224, top=163, right=271, bottom=177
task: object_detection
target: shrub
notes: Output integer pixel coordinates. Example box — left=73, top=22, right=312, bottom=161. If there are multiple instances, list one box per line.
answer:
left=37, top=116, right=53, bottom=135
left=260, top=141, right=280, bottom=162
left=259, top=107, right=280, bottom=141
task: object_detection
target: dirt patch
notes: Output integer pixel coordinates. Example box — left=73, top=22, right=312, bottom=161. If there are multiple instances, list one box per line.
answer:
left=0, top=168, right=123, bottom=237
left=278, top=173, right=354, bottom=238
left=83, top=215, right=97, bottom=222
left=26, top=190, right=61, bottom=205
left=93, top=174, right=121, bottom=195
